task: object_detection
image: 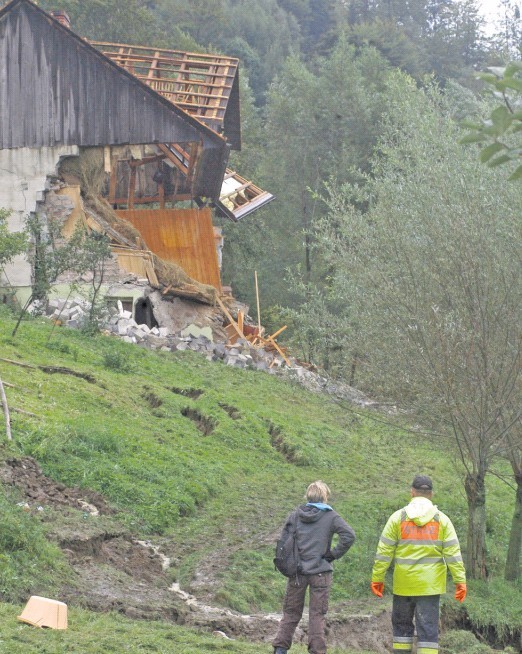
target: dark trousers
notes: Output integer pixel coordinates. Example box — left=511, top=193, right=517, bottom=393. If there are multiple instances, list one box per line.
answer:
left=273, top=572, right=333, bottom=654
left=392, top=594, right=440, bottom=653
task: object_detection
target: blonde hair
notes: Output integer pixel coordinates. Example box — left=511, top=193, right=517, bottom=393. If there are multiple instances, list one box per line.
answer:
left=305, top=481, right=331, bottom=504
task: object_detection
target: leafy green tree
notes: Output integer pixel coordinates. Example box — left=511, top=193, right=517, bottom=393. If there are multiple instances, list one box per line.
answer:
left=461, top=60, right=522, bottom=180
left=344, top=0, right=486, bottom=84
left=12, top=216, right=112, bottom=337
left=0, top=209, right=27, bottom=273
left=347, top=19, right=427, bottom=80
left=67, top=229, right=113, bottom=331
left=243, top=41, right=390, bottom=315
left=492, top=0, right=522, bottom=57
left=154, top=0, right=227, bottom=47
left=37, top=0, right=199, bottom=50
left=317, top=72, right=521, bottom=579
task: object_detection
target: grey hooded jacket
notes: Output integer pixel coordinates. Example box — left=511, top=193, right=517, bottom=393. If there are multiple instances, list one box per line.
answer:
left=280, top=504, right=356, bottom=575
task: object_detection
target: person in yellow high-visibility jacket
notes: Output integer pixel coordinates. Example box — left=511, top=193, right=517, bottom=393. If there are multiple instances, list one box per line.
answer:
left=371, top=475, right=467, bottom=654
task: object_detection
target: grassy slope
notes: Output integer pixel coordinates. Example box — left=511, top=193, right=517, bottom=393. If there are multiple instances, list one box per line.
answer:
left=0, top=308, right=520, bottom=651
left=0, top=604, right=376, bottom=654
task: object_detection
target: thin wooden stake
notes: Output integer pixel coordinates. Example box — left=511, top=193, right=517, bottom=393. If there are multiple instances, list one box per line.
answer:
left=0, top=376, right=12, bottom=441
left=254, top=270, right=261, bottom=333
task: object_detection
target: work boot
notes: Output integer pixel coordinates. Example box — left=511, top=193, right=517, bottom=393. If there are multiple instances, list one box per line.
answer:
left=273, top=648, right=288, bottom=654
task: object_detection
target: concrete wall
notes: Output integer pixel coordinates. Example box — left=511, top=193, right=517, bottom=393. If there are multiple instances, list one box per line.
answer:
left=0, top=145, right=78, bottom=288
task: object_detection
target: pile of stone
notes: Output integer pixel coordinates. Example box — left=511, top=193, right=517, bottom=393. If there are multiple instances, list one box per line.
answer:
left=44, top=299, right=376, bottom=407
left=280, top=366, right=378, bottom=408
left=46, top=297, right=94, bottom=329
left=44, top=299, right=288, bottom=372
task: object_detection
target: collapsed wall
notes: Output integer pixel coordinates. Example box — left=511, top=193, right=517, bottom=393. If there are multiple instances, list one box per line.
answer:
left=0, top=145, right=79, bottom=290
left=0, top=145, right=224, bottom=337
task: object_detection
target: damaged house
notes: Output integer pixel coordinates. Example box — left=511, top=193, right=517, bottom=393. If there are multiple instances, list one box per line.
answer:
left=0, top=0, right=273, bottom=339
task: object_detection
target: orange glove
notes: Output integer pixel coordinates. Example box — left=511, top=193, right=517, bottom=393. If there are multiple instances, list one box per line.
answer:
left=371, top=582, right=384, bottom=598
left=455, top=583, right=467, bottom=602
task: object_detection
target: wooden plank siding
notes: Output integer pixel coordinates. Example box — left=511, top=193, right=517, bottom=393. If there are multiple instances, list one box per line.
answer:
left=117, top=208, right=222, bottom=291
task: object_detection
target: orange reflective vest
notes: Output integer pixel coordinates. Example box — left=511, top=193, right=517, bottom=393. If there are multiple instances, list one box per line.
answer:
left=371, top=499, right=466, bottom=596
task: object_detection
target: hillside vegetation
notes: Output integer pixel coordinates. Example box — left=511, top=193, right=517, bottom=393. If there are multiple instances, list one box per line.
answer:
left=0, top=307, right=520, bottom=653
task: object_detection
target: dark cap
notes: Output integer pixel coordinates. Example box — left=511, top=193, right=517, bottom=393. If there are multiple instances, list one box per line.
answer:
left=412, top=475, right=433, bottom=490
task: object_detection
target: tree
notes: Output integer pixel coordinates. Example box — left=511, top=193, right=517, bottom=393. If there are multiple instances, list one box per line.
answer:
left=344, top=0, right=486, bottom=84
left=461, top=59, right=522, bottom=180
left=318, top=72, right=521, bottom=579
left=503, top=413, right=522, bottom=580
left=12, top=215, right=111, bottom=337
left=244, top=41, right=389, bottom=319
left=67, top=228, right=112, bottom=331
left=0, top=208, right=27, bottom=274
left=37, top=0, right=199, bottom=50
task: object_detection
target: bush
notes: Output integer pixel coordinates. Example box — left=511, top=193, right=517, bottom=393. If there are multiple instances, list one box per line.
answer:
left=102, top=349, right=133, bottom=372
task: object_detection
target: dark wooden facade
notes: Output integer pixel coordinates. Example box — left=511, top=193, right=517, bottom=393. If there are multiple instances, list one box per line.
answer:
left=0, top=0, right=229, bottom=200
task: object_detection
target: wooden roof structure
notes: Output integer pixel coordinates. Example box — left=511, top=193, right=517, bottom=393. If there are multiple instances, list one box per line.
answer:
left=91, top=43, right=241, bottom=151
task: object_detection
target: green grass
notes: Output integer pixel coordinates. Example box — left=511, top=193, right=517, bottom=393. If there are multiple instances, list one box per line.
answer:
left=0, top=488, right=70, bottom=602
left=0, top=604, right=376, bottom=654
left=0, top=306, right=520, bottom=651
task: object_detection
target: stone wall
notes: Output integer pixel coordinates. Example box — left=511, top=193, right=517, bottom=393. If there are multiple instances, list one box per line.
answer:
left=0, top=145, right=79, bottom=288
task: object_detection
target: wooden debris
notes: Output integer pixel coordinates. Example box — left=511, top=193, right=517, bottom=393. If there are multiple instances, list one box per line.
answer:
left=0, top=376, right=12, bottom=440
left=216, top=297, right=246, bottom=342
left=216, top=297, right=292, bottom=367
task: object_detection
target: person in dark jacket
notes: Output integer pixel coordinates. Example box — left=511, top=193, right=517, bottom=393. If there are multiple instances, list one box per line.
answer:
left=272, top=481, right=356, bottom=654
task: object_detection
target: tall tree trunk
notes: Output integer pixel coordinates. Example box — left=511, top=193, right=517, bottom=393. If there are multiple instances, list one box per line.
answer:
left=465, top=470, right=488, bottom=580
left=505, top=470, right=522, bottom=581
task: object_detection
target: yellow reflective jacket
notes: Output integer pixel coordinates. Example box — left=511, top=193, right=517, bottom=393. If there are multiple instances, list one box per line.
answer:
left=371, top=497, right=466, bottom=596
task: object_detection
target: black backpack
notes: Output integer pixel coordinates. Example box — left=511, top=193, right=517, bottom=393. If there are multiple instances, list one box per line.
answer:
left=274, top=511, right=301, bottom=577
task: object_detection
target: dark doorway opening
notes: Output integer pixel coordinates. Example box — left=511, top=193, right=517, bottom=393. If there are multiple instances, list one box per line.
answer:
left=134, top=296, right=158, bottom=329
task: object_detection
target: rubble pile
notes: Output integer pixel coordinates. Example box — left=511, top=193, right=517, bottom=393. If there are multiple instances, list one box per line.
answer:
left=45, top=299, right=376, bottom=406
left=45, top=298, right=289, bottom=372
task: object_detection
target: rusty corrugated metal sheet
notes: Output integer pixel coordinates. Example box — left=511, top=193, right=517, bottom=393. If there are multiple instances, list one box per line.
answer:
left=0, top=0, right=227, bottom=155
left=117, top=208, right=221, bottom=290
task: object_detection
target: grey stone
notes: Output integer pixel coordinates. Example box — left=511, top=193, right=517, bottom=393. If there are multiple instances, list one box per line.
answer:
left=117, top=322, right=130, bottom=336
left=176, top=342, right=189, bottom=351
left=146, top=336, right=170, bottom=348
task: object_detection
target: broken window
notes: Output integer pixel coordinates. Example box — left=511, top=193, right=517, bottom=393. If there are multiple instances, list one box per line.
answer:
left=215, top=170, right=275, bottom=221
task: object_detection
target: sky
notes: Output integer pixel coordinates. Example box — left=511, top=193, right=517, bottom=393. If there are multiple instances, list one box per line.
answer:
left=477, top=0, right=504, bottom=34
